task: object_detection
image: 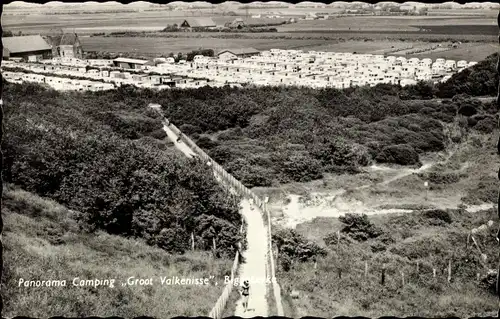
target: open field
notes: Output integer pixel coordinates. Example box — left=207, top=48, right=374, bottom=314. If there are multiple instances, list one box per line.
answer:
left=78, top=35, right=496, bottom=61
left=278, top=16, right=498, bottom=33
left=2, top=10, right=498, bottom=36
left=412, top=42, right=500, bottom=62
left=78, top=36, right=327, bottom=56
left=2, top=185, right=232, bottom=317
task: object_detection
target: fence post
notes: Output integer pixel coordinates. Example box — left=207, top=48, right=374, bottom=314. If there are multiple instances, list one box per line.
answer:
left=401, top=271, right=405, bottom=287
left=381, top=265, right=386, bottom=286
left=447, top=260, right=452, bottom=282
left=433, top=268, right=436, bottom=278
left=213, top=237, right=216, bottom=258
left=364, top=261, right=368, bottom=279
left=337, top=230, right=341, bottom=251
left=416, top=261, right=420, bottom=274
left=191, top=232, right=195, bottom=250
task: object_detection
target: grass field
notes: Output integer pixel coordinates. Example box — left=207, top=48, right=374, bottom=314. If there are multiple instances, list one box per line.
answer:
left=2, top=185, right=233, bottom=317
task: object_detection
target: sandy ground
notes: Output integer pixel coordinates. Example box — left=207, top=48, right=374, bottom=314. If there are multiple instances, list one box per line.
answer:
left=275, top=156, right=494, bottom=229
left=234, top=200, right=269, bottom=317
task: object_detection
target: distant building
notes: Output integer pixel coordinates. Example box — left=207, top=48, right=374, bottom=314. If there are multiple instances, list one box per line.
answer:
left=179, top=18, right=216, bottom=30
left=112, top=57, right=149, bottom=70
left=229, top=18, right=247, bottom=29
left=2, top=35, right=52, bottom=61
left=217, top=48, right=260, bottom=60
left=45, top=32, right=84, bottom=59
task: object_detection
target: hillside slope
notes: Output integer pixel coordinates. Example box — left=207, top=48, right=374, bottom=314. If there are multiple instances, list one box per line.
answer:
left=2, top=186, right=232, bottom=317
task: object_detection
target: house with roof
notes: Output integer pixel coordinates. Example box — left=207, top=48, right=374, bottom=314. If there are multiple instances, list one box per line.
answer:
left=2, top=35, right=53, bottom=61
left=45, top=32, right=84, bottom=59
left=179, top=18, right=216, bottom=30
left=112, top=57, right=149, bottom=70
left=217, top=48, right=261, bottom=60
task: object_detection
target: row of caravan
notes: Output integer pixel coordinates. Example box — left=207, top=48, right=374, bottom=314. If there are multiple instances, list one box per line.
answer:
left=3, top=71, right=116, bottom=92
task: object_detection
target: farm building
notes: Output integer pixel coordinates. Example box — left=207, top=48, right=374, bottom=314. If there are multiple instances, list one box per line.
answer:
left=217, top=48, right=260, bottom=60
left=2, top=35, right=53, bottom=61
left=45, top=32, right=84, bottom=59
left=179, top=18, right=216, bottom=30
left=112, top=57, right=149, bottom=70
left=229, top=18, right=247, bottom=29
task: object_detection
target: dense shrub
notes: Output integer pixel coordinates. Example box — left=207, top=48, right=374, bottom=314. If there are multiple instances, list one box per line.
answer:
left=422, top=209, right=453, bottom=225
left=461, top=177, right=498, bottom=204
left=457, top=104, right=478, bottom=117
left=2, top=81, right=242, bottom=256
left=375, top=144, right=420, bottom=165
left=474, top=116, right=497, bottom=133
left=273, top=228, right=327, bottom=266
left=419, top=171, right=460, bottom=184
left=338, top=213, right=383, bottom=241
left=436, top=53, right=499, bottom=98
left=276, top=152, right=323, bottom=183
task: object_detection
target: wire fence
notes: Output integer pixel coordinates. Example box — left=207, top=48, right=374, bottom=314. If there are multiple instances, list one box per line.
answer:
left=167, top=121, right=284, bottom=317
left=207, top=222, right=244, bottom=319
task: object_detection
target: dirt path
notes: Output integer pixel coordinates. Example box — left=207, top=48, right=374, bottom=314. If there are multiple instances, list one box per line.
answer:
left=234, top=200, right=269, bottom=317
left=161, top=122, right=197, bottom=158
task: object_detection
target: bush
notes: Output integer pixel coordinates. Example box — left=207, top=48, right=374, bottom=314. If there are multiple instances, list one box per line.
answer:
left=338, top=213, right=383, bottom=241
left=474, top=116, right=497, bottom=133
left=273, top=228, right=327, bottom=264
left=422, top=209, right=453, bottom=224
left=457, top=104, right=478, bottom=117
left=375, top=144, right=420, bottom=165
left=420, top=172, right=460, bottom=184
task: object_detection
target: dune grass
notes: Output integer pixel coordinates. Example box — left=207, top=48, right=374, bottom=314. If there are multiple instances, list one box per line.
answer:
left=277, top=206, right=499, bottom=317
left=2, top=185, right=233, bottom=317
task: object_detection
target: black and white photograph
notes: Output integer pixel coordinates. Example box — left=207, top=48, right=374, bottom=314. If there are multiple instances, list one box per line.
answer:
left=1, top=0, right=499, bottom=317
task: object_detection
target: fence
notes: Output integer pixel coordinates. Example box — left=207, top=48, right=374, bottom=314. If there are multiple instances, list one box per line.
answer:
left=208, top=223, right=244, bottom=319
left=168, top=121, right=284, bottom=316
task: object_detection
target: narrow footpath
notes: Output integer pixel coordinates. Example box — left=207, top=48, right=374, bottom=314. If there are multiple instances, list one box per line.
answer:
left=234, top=200, right=269, bottom=317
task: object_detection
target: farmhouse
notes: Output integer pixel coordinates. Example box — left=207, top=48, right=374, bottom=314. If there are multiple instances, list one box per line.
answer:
left=2, top=35, right=52, bottom=61
left=45, top=32, right=84, bottom=59
left=179, top=18, right=216, bottom=30
left=217, top=48, right=261, bottom=60
left=112, top=57, right=149, bottom=70
left=229, top=18, right=247, bottom=29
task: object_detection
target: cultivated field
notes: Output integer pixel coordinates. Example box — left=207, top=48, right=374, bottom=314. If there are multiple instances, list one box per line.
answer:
left=278, top=16, right=498, bottom=33
left=78, top=36, right=328, bottom=56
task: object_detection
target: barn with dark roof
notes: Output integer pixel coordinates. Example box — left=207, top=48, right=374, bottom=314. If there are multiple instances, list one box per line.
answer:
left=179, top=18, right=217, bottom=30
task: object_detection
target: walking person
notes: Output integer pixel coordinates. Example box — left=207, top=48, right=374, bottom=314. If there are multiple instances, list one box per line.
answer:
left=241, top=280, right=250, bottom=312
